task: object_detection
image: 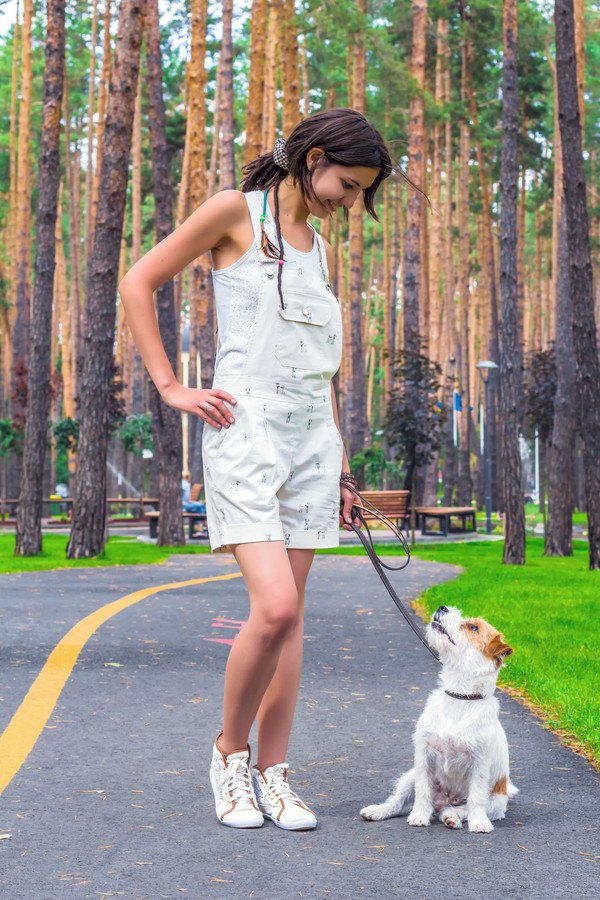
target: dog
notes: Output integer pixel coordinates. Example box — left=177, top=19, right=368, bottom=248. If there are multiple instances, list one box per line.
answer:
left=360, top=605, right=518, bottom=832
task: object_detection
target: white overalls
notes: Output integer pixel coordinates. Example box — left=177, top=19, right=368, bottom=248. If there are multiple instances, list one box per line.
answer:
left=201, top=189, right=344, bottom=552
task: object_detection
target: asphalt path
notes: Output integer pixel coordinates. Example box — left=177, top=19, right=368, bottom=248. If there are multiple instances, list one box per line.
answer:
left=0, top=552, right=598, bottom=899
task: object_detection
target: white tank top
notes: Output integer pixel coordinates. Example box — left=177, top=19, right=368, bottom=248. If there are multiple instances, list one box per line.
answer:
left=211, top=190, right=326, bottom=378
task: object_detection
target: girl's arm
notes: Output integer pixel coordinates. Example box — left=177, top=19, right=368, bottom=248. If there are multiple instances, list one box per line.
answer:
left=118, top=189, right=248, bottom=426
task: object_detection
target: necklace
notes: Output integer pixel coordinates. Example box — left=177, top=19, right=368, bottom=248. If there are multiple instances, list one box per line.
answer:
left=261, top=189, right=332, bottom=292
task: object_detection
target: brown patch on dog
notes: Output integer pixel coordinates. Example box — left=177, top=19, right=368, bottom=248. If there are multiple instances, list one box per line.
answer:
left=461, top=618, right=513, bottom=667
left=491, top=776, right=508, bottom=796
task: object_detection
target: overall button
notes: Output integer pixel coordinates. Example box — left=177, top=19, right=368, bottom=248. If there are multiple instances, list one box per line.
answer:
left=302, top=306, right=310, bottom=316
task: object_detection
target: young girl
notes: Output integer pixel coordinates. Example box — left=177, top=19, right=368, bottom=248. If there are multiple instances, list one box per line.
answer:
left=119, top=107, right=392, bottom=830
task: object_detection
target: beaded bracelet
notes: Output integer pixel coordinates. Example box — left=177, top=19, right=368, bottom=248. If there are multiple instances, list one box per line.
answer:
left=339, top=471, right=357, bottom=487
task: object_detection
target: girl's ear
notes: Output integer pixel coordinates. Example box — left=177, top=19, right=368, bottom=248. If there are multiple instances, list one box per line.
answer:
left=306, top=147, right=325, bottom=169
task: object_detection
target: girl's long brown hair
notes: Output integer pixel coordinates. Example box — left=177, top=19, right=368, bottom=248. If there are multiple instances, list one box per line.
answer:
left=240, top=108, right=399, bottom=308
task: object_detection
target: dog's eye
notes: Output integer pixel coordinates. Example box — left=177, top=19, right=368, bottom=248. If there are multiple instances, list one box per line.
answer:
left=468, top=624, right=479, bottom=632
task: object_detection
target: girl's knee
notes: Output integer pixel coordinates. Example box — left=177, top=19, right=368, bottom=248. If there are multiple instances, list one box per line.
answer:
left=252, top=591, right=300, bottom=646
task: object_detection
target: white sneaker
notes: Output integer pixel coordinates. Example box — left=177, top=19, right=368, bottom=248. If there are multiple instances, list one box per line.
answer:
left=252, top=763, right=317, bottom=830
left=209, top=733, right=264, bottom=828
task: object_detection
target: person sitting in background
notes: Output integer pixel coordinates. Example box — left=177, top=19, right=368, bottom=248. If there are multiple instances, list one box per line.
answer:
left=181, top=470, right=206, bottom=513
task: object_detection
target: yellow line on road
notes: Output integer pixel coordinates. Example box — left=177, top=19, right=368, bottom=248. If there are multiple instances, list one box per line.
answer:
left=0, top=572, right=243, bottom=796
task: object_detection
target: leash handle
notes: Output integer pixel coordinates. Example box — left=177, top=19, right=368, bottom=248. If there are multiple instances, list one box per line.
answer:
left=339, top=484, right=438, bottom=660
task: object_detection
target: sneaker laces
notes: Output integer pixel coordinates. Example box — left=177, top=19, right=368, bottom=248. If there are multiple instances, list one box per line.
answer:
left=222, top=756, right=256, bottom=804
left=263, top=763, right=305, bottom=807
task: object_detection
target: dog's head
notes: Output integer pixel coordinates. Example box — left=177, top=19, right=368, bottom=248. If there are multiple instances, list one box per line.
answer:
left=426, top=605, right=513, bottom=672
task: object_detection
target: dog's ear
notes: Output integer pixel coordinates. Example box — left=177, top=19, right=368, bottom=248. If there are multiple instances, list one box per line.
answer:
left=488, top=634, right=513, bottom=668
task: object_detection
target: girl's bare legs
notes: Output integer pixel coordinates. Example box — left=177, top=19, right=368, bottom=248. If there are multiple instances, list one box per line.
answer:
left=218, top=541, right=314, bottom=762
left=255, top=547, right=314, bottom=769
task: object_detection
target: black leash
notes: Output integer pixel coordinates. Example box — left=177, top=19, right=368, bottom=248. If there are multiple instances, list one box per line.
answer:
left=340, top=483, right=439, bottom=662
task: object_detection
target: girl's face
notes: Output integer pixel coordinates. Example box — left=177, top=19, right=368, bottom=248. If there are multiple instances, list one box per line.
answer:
left=304, top=149, right=380, bottom=218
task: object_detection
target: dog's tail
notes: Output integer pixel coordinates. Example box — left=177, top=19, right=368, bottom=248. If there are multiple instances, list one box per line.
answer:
left=507, top=780, right=519, bottom=797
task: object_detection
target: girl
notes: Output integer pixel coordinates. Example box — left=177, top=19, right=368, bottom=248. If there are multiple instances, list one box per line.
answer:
left=119, top=107, right=393, bottom=830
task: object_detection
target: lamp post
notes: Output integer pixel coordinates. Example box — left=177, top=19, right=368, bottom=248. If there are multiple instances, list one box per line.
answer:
left=476, top=360, right=498, bottom=534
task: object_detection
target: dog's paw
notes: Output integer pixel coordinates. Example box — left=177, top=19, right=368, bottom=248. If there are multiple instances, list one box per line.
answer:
left=407, top=810, right=431, bottom=827
left=360, top=804, right=388, bottom=821
left=441, top=811, right=463, bottom=829
left=468, top=817, right=494, bottom=833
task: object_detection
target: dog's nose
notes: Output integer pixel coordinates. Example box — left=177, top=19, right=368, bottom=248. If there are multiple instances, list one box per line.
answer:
left=437, top=606, right=448, bottom=614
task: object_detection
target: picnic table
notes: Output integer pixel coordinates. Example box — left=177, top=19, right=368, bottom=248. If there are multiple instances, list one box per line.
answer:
left=415, top=505, right=476, bottom=536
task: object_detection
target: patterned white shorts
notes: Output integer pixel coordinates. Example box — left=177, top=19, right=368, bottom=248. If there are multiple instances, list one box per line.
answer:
left=201, top=375, right=344, bottom=552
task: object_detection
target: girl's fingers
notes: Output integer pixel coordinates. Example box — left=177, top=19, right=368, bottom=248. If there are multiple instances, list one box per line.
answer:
left=195, top=395, right=236, bottom=427
left=210, top=388, right=237, bottom=406
left=207, top=391, right=237, bottom=426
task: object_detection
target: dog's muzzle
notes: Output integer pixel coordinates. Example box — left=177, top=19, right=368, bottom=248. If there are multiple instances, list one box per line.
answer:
left=431, top=606, right=456, bottom=645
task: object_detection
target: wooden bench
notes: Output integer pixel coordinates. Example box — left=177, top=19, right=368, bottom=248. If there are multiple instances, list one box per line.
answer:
left=355, top=490, right=410, bottom=531
left=146, top=510, right=208, bottom=539
left=415, top=506, right=476, bottom=536
left=145, top=483, right=207, bottom=539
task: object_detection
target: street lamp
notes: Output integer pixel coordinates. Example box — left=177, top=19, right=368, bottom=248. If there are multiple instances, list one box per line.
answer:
left=476, top=360, right=499, bottom=535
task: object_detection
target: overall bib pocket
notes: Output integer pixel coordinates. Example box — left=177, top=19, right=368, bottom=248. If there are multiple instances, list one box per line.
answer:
left=274, top=284, right=334, bottom=370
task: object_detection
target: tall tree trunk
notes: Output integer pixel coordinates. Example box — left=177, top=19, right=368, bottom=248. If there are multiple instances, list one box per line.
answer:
left=4, top=2, right=21, bottom=416
left=83, top=0, right=99, bottom=282
left=15, top=0, right=66, bottom=556
left=67, top=0, right=146, bottom=558
left=189, top=0, right=214, bottom=481
left=218, top=0, right=235, bottom=189
left=343, top=0, right=369, bottom=469
left=276, top=0, right=301, bottom=135
left=545, top=47, right=576, bottom=556
left=63, top=75, right=81, bottom=427
left=545, top=205, right=576, bottom=555
left=499, top=0, right=525, bottom=564
left=456, top=30, right=472, bottom=505
left=402, top=0, right=427, bottom=355
left=145, top=0, right=185, bottom=546
left=555, top=0, right=600, bottom=569
left=243, top=0, right=267, bottom=166
left=262, top=3, right=278, bottom=153
left=10, top=0, right=33, bottom=453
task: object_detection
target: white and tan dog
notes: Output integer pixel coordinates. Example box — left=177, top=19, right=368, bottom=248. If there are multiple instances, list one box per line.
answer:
left=360, top=605, right=518, bottom=832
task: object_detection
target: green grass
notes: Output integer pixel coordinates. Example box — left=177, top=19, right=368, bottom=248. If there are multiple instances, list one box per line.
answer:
left=409, top=538, right=600, bottom=766
left=0, top=533, right=208, bottom=573
left=523, top=502, right=588, bottom=527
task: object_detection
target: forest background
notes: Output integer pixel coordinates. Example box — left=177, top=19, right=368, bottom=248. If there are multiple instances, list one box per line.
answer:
left=0, top=0, right=598, bottom=560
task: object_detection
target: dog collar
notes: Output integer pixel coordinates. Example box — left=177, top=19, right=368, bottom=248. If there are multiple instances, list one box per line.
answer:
left=444, top=690, right=486, bottom=701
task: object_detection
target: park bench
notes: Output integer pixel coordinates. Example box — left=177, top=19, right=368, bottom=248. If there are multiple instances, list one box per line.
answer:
left=355, top=490, right=410, bottom=531
left=415, top=505, right=476, bottom=536
left=145, top=510, right=207, bottom=539
left=144, top=483, right=208, bottom=539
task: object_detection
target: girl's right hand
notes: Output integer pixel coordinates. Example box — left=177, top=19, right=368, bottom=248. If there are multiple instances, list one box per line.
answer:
left=161, top=383, right=237, bottom=430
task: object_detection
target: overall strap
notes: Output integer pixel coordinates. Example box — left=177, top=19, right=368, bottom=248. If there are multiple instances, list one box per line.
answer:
left=242, top=189, right=269, bottom=253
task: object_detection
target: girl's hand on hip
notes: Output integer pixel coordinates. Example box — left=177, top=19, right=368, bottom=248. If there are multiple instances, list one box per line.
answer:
left=161, top=383, right=237, bottom=429
left=340, top=484, right=361, bottom=531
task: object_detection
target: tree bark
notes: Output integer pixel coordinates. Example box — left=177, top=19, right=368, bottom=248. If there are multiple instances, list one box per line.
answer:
left=555, top=0, right=600, bottom=569
left=402, top=0, right=427, bottom=355
left=14, top=0, right=66, bottom=556
left=456, top=31, right=473, bottom=505
left=218, top=0, right=235, bottom=189
left=243, top=0, right=267, bottom=166
left=275, top=0, right=301, bottom=135
left=499, top=0, right=525, bottom=564
left=145, top=0, right=185, bottom=546
left=545, top=205, right=576, bottom=555
left=67, top=0, right=146, bottom=558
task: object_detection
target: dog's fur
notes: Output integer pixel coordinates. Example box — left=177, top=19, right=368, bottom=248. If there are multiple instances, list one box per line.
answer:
left=360, top=605, right=518, bottom=832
